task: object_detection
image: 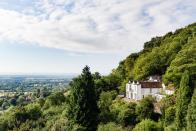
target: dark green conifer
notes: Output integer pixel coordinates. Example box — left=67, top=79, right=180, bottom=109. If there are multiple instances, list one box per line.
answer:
left=187, top=88, right=196, bottom=130
left=175, top=70, right=192, bottom=129
left=67, top=66, right=98, bottom=130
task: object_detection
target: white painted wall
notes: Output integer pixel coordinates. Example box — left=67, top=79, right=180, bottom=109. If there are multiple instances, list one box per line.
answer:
left=141, top=88, right=160, bottom=98
left=126, top=82, right=162, bottom=100
left=125, top=81, right=176, bottom=101
left=126, top=83, right=144, bottom=100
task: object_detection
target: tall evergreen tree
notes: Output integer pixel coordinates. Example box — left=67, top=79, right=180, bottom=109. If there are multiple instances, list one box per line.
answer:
left=187, top=88, right=196, bottom=130
left=175, top=70, right=193, bottom=129
left=67, top=66, right=98, bottom=130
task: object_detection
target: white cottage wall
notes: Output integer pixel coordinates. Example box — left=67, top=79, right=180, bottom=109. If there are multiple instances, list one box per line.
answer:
left=151, top=88, right=160, bottom=94
left=136, top=85, right=142, bottom=100
left=126, top=82, right=161, bottom=100
left=141, top=88, right=150, bottom=98
left=141, top=88, right=160, bottom=98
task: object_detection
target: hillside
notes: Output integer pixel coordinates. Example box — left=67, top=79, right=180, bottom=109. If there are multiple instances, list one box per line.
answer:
left=0, top=23, right=195, bottom=131
left=112, top=23, right=196, bottom=92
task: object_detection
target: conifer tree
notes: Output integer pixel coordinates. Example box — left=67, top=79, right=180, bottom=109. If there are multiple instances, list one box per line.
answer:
left=187, top=88, right=196, bottom=130
left=67, top=66, right=98, bottom=130
left=175, top=70, right=192, bottom=129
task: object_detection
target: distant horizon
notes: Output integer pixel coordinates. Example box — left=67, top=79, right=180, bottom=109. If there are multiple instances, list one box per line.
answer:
left=0, top=72, right=79, bottom=76
left=0, top=70, right=111, bottom=74
left=0, top=72, right=108, bottom=76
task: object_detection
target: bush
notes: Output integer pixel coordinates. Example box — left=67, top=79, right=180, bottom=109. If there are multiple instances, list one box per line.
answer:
left=133, top=119, right=162, bottom=131
left=25, top=103, right=42, bottom=120
left=136, top=96, right=155, bottom=121
left=0, top=119, right=7, bottom=131
left=98, top=91, right=117, bottom=123
left=97, top=122, right=124, bottom=131
left=110, top=100, right=137, bottom=126
left=164, top=106, right=175, bottom=127
left=9, top=98, right=17, bottom=106
left=164, top=124, right=176, bottom=131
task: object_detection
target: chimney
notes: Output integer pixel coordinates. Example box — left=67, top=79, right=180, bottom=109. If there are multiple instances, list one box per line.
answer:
left=149, top=76, right=153, bottom=81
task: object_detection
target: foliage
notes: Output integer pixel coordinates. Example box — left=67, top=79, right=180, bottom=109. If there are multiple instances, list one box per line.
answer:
left=164, top=106, right=176, bottom=127
left=175, top=70, right=193, bottom=129
left=119, top=79, right=128, bottom=94
left=97, top=122, right=124, bottom=131
left=110, top=99, right=137, bottom=127
left=37, top=97, right=45, bottom=107
left=164, top=123, right=176, bottom=131
left=40, top=87, right=51, bottom=98
left=94, top=74, right=121, bottom=99
left=186, top=87, right=196, bottom=130
left=136, top=96, right=155, bottom=121
left=112, top=22, right=196, bottom=89
left=0, top=93, right=67, bottom=131
left=133, top=119, right=162, bottom=131
left=0, top=23, right=196, bottom=131
left=111, top=53, right=138, bottom=87
left=157, top=94, right=176, bottom=121
left=0, top=119, right=7, bottom=131
left=17, top=95, right=25, bottom=105
left=44, top=92, right=65, bottom=108
left=67, top=66, right=98, bottom=130
left=164, top=37, right=196, bottom=86
left=25, top=103, right=42, bottom=120
left=98, top=91, right=117, bottom=123
left=93, top=72, right=102, bottom=80
left=2, top=100, right=10, bottom=110
left=9, top=98, right=17, bottom=106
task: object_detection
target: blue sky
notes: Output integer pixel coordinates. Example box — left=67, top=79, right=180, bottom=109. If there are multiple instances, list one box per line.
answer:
left=0, top=40, right=121, bottom=74
left=0, top=0, right=195, bottom=74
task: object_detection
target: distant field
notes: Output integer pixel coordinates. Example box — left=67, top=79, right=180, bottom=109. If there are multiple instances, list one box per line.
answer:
left=0, top=75, right=75, bottom=91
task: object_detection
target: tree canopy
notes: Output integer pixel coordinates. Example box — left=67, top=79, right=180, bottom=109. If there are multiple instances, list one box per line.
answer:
left=175, top=70, right=193, bottom=129
left=67, top=66, right=98, bottom=130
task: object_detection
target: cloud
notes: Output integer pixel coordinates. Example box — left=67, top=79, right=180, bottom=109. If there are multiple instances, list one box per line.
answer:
left=0, top=0, right=195, bottom=54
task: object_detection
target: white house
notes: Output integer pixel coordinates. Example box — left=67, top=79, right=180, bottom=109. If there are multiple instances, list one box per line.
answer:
left=126, top=76, right=166, bottom=101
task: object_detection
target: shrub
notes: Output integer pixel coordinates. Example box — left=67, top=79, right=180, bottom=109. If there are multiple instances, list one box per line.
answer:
left=133, top=119, right=162, bottom=131
left=97, top=122, right=124, bottom=131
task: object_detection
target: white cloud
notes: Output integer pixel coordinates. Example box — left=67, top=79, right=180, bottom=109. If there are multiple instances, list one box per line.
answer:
left=0, top=0, right=195, bottom=54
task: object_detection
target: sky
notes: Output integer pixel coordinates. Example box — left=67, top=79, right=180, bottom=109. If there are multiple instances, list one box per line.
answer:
left=0, top=0, right=195, bottom=75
